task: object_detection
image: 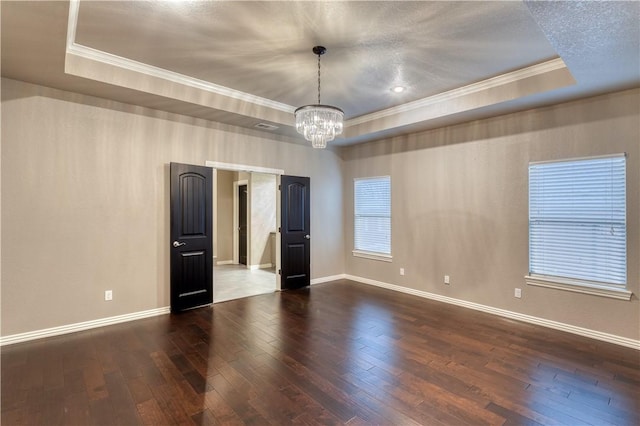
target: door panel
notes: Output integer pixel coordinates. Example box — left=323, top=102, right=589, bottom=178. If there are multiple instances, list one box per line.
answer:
left=170, top=162, right=213, bottom=312
left=281, top=176, right=310, bottom=289
left=286, top=183, right=305, bottom=231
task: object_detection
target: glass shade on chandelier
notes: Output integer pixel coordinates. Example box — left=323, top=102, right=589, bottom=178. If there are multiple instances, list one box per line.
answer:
left=294, top=104, right=344, bottom=149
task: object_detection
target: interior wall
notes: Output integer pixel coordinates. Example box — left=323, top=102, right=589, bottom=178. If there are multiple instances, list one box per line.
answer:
left=215, top=170, right=234, bottom=263
left=1, top=78, right=344, bottom=336
left=249, top=173, right=276, bottom=268
left=341, top=88, right=640, bottom=340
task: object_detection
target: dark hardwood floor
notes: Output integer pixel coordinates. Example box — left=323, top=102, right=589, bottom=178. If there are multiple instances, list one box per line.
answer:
left=2, top=280, right=639, bottom=425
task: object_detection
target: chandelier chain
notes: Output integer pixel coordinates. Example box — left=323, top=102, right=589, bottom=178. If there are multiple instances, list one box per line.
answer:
left=317, top=54, right=321, bottom=104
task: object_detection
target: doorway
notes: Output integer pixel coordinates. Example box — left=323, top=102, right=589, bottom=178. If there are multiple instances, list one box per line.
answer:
left=214, top=169, right=278, bottom=302
left=169, top=160, right=312, bottom=308
left=238, top=184, right=247, bottom=265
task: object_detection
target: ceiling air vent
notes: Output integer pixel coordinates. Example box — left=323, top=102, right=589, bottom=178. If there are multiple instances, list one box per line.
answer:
left=254, top=123, right=279, bottom=131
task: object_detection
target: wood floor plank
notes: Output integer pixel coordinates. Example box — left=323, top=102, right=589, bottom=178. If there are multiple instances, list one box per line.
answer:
left=2, top=280, right=638, bottom=426
left=151, top=351, right=206, bottom=417
left=136, top=398, right=171, bottom=426
left=257, top=352, right=357, bottom=422
left=523, top=385, right=621, bottom=426
left=82, top=359, right=109, bottom=401
left=103, top=370, right=143, bottom=425
left=62, top=369, right=86, bottom=397
left=126, top=377, right=153, bottom=405
left=485, top=402, right=543, bottom=426
left=88, top=396, right=116, bottom=426
left=342, top=369, right=422, bottom=408
left=190, top=408, right=221, bottom=426
left=149, top=382, right=196, bottom=426
left=206, top=372, right=266, bottom=424
left=1, top=407, right=27, bottom=426
left=41, top=351, right=65, bottom=390
left=62, top=390, right=91, bottom=426
left=202, top=388, right=243, bottom=424
left=345, top=390, right=417, bottom=425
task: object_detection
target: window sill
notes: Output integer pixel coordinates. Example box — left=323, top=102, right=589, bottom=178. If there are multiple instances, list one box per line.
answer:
left=525, top=275, right=632, bottom=301
left=352, top=250, right=393, bottom=262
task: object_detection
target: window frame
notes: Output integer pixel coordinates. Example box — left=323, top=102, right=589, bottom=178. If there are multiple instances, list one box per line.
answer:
left=353, top=176, right=393, bottom=262
left=525, top=154, right=631, bottom=300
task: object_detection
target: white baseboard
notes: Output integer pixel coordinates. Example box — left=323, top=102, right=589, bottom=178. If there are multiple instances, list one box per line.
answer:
left=4, top=275, right=637, bottom=351
left=311, top=274, right=347, bottom=285
left=0, top=306, right=170, bottom=346
left=345, top=274, right=640, bottom=351
left=249, top=263, right=273, bottom=270
left=216, top=260, right=234, bottom=265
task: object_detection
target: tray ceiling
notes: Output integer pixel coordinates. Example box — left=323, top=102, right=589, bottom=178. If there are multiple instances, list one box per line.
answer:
left=2, top=1, right=639, bottom=146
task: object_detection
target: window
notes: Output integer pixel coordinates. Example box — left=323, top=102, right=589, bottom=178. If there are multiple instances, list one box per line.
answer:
left=526, top=154, right=630, bottom=300
left=354, top=176, right=391, bottom=261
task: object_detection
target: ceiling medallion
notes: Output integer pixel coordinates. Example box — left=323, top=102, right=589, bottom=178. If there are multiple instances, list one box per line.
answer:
left=294, top=46, right=344, bottom=149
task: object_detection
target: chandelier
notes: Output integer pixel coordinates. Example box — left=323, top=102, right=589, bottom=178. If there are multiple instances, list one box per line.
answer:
left=295, top=46, right=344, bottom=149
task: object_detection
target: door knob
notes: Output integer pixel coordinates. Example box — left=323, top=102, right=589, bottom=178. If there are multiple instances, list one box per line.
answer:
left=173, top=241, right=186, bottom=248
left=304, top=235, right=310, bottom=240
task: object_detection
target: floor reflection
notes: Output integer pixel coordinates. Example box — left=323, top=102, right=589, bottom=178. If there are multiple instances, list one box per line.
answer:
left=346, top=301, right=398, bottom=376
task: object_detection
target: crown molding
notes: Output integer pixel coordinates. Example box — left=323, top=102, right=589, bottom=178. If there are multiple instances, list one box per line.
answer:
left=65, top=1, right=294, bottom=114
left=346, top=57, right=568, bottom=127
left=66, top=43, right=296, bottom=113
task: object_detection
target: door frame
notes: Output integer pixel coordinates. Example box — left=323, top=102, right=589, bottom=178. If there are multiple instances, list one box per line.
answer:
left=233, top=179, right=248, bottom=266
left=206, top=161, right=284, bottom=290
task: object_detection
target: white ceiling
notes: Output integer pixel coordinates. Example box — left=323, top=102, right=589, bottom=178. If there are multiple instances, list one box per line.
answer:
left=2, top=1, right=639, bottom=147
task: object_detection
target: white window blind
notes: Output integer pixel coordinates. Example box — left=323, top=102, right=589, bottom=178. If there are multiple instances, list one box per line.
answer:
left=529, top=155, right=626, bottom=287
left=354, top=176, right=391, bottom=255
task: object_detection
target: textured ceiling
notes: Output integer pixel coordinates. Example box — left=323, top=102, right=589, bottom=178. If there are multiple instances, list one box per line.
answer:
left=2, top=1, right=639, bottom=147
left=74, top=1, right=557, bottom=119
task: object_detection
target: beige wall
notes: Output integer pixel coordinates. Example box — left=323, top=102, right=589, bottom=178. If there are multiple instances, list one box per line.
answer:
left=2, top=76, right=637, bottom=343
left=215, top=170, right=234, bottom=263
left=249, top=173, right=276, bottom=267
left=1, top=78, right=344, bottom=336
left=341, top=88, right=640, bottom=340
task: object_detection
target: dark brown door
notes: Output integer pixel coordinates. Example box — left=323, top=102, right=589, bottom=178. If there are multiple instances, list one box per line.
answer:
left=170, top=162, right=213, bottom=313
left=280, top=175, right=310, bottom=290
left=238, top=184, right=247, bottom=265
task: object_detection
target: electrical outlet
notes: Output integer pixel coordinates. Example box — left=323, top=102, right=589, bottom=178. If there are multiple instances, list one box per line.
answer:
left=105, top=290, right=113, bottom=301
left=514, top=288, right=522, bottom=298
left=400, top=268, right=405, bottom=276
left=444, top=275, right=450, bottom=285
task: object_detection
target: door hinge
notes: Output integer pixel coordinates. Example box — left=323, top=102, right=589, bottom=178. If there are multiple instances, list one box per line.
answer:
left=278, top=227, right=281, bottom=233
left=278, top=269, right=282, bottom=275
left=278, top=184, right=281, bottom=190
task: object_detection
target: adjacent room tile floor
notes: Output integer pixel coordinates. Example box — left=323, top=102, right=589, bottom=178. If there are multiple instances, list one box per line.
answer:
left=213, top=264, right=276, bottom=303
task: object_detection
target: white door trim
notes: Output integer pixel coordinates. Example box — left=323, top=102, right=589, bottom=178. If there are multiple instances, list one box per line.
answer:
left=205, top=161, right=283, bottom=176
